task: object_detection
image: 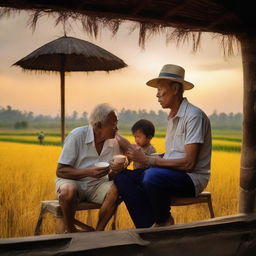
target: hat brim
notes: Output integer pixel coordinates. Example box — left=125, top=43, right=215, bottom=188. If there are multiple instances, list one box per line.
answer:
left=146, top=76, right=194, bottom=90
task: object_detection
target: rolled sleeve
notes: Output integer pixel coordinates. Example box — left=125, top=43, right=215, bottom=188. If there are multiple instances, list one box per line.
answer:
left=185, top=114, right=204, bottom=145
left=58, top=133, right=78, bottom=166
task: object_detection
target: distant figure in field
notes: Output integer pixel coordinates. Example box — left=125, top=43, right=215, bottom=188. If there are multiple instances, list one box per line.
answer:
left=115, top=64, right=212, bottom=228
left=37, top=131, right=45, bottom=145
left=131, top=119, right=156, bottom=169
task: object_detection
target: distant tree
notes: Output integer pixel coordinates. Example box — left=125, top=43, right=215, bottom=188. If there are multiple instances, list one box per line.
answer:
left=209, top=110, right=242, bottom=129
left=156, top=110, right=168, bottom=126
left=80, top=111, right=88, bottom=123
left=14, top=120, right=28, bottom=129
left=26, top=111, right=34, bottom=120
left=0, top=105, right=243, bottom=130
left=72, top=110, right=78, bottom=121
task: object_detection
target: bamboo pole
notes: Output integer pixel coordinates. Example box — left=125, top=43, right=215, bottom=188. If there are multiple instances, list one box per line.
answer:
left=239, top=35, right=256, bottom=213
left=60, top=55, right=66, bottom=146
left=60, top=70, right=65, bottom=146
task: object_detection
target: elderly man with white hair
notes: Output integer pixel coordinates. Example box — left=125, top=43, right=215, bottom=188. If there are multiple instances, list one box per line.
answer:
left=56, top=103, right=125, bottom=233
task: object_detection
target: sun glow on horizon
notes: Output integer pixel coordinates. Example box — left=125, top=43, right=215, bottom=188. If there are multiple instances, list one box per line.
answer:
left=0, top=12, right=243, bottom=116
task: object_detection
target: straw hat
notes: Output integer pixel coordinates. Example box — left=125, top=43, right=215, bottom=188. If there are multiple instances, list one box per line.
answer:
left=146, top=64, right=194, bottom=90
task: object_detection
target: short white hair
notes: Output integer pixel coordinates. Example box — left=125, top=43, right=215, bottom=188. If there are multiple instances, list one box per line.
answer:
left=89, top=103, right=115, bottom=127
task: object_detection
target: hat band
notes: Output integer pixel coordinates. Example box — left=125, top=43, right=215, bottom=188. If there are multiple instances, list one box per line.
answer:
left=159, top=72, right=183, bottom=79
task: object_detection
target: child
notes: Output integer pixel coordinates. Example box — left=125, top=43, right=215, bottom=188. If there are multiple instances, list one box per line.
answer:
left=131, top=119, right=156, bottom=169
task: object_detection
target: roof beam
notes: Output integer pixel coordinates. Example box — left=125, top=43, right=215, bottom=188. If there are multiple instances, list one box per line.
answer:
left=206, top=10, right=244, bottom=31
left=206, top=12, right=230, bottom=30
left=132, top=0, right=152, bottom=16
left=163, top=0, right=192, bottom=20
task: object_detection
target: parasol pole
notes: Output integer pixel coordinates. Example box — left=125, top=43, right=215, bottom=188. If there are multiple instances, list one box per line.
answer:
left=60, top=55, right=65, bottom=146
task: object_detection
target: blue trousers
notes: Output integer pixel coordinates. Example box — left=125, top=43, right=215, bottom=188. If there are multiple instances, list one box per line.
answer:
left=114, top=167, right=195, bottom=228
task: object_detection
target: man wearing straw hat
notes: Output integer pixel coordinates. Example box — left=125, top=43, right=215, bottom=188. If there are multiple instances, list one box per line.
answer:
left=115, top=64, right=212, bottom=228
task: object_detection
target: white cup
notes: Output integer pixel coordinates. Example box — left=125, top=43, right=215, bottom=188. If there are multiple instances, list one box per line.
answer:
left=113, top=154, right=126, bottom=164
left=95, top=162, right=110, bottom=168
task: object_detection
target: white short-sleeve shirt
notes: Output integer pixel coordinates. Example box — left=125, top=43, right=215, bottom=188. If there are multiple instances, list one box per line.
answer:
left=57, top=125, right=121, bottom=188
left=164, top=98, right=212, bottom=195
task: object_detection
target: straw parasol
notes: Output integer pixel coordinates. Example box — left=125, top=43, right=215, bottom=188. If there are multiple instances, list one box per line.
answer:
left=13, top=35, right=127, bottom=145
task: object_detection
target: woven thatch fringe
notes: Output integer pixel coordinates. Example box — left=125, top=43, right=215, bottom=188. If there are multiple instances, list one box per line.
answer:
left=16, top=68, right=110, bottom=75
left=18, top=68, right=60, bottom=75
left=1, top=7, right=240, bottom=56
left=217, top=34, right=240, bottom=58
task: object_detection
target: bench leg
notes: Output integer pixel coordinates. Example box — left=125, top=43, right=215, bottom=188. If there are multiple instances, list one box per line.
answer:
left=207, top=198, right=215, bottom=218
left=34, top=204, right=47, bottom=235
left=56, top=217, right=65, bottom=234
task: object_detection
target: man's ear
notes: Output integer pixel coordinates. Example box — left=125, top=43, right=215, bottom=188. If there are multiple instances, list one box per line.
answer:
left=95, top=122, right=102, bottom=129
left=173, top=82, right=183, bottom=95
left=173, top=83, right=179, bottom=95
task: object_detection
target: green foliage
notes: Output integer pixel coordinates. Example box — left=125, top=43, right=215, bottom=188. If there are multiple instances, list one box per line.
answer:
left=0, top=105, right=243, bottom=130
left=212, top=144, right=241, bottom=152
left=14, top=121, right=28, bottom=129
left=0, top=136, right=61, bottom=146
left=0, top=128, right=242, bottom=152
left=209, top=111, right=242, bottom=130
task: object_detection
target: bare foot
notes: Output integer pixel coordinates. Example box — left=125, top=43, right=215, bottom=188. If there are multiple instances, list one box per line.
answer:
left=76, top=227, right=95, bottom=232
left=80, top=225, right=95, bottom=232
left=65, top=225, right=95, bottom=233
left=74, top=219, right=95, bottom=232
left=151, top=215, right=175, bottom=228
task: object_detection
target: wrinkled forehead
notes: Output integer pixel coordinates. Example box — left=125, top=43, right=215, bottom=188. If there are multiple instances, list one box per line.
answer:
left=156, top=81, right=173, bottom=90
left=156, top=79, right=172, bottom=88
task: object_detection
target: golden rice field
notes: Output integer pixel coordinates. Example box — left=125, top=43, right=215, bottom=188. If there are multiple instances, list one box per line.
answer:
left=0, top=136, right=60, bottom=142
left=0, top=139, right=240, bottom=238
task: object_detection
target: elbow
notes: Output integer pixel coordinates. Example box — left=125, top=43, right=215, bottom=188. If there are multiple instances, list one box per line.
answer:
left=56, top=168, right=61, bottom=178
left=56, top=164, right=64, bottom=178
left=184, top=160, right=196, bottom=173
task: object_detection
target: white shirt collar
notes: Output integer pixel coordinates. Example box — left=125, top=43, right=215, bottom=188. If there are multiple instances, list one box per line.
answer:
left=85, top=125, right=94, bottom=144
left=85, top=125, right=114, bottom=148
left=176, top=97, right=189, bottom=118
left=168, top=98, right=189, bottom=120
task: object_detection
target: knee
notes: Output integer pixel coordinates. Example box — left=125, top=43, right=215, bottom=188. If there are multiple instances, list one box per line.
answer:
left=143, top=168, right=159, bottom=187
left=114, top=170, right=128, bottom=186
left=58, top=183, right=77, bottom=202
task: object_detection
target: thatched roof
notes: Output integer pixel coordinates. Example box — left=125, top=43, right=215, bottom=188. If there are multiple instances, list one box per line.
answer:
left=0, top=0, right=249, bottom=53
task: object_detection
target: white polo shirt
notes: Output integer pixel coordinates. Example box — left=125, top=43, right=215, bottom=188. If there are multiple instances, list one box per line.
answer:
left=57, top=125, right=121, bottom=188
left=164, top=98, right=212, bottom=195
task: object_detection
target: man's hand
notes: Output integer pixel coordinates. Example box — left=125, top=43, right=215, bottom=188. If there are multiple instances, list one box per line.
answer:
left=87, top=166, right=110, bottom=178
left=108, top=158, right=130, bottom=180
left=110, top=160, right=125, bottom=173
left=126, top=145, right=148, bottom=164
left=115, top=133, right=132, bottom=153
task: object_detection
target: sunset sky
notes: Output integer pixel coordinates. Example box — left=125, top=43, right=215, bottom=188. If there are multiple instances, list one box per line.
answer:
left=0, top=11, right=243, bottom=117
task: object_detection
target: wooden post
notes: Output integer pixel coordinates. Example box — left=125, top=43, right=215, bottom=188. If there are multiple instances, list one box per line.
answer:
left=60, top=70, right=65, bottom=146
left=60, top=55, right=66, bottom=146
left=239, top=35, right=256, bottom=213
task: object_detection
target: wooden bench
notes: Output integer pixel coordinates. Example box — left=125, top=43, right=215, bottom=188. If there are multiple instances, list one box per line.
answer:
left=171, top=191, right=215, bottom=218
left=34, top=200, right=118, bottom=235
left=35, top=192, right=214, bottom=234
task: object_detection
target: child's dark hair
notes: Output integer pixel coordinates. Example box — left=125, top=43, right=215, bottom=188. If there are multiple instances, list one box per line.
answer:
left=131, top=119, right=155, bottom=138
